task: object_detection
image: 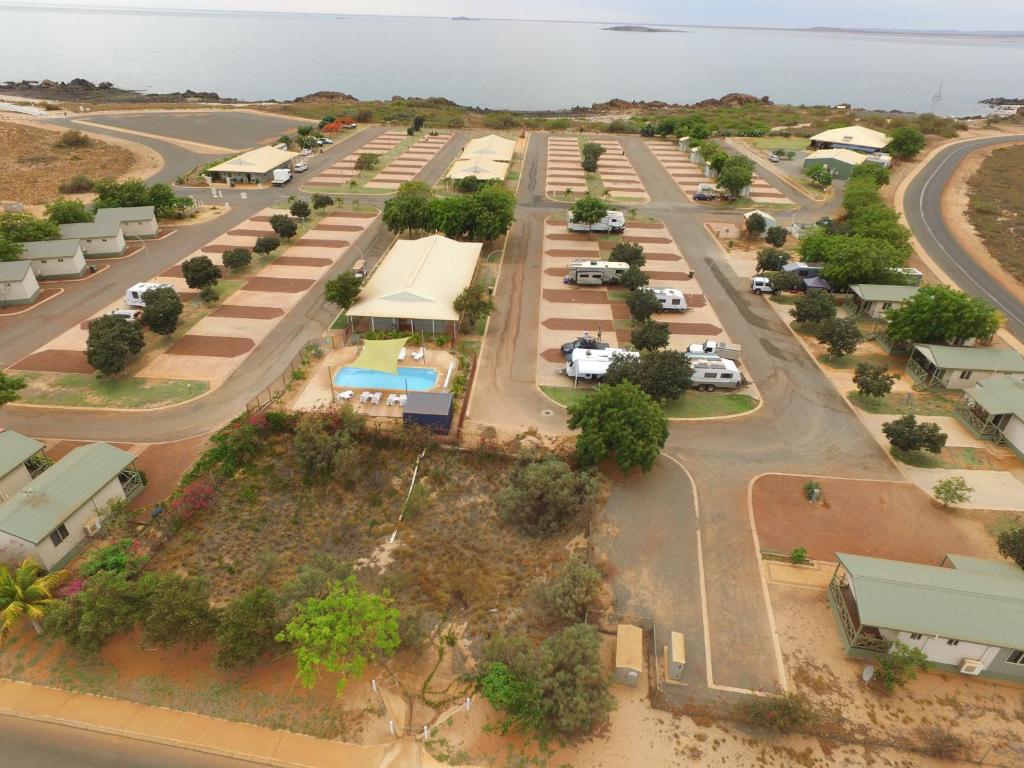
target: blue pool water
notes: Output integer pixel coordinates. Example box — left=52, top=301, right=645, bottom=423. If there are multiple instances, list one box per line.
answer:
left=333, top=366, right=438, bottom=391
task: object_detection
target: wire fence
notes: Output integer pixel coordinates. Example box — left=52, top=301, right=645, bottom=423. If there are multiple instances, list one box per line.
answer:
left=244, top=337, right=333, bottom=413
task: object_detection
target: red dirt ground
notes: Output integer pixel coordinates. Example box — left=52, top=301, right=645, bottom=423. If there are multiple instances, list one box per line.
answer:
left=293, top=238, right=348, bottom=248
left=0, top=288, right=61, bottom=315
left=543, top=318, right=616, bottom=332
left=547, top=233, right=596, bottom=242
left=159, top=265, right=183, bottom=278
left=646, top=271, right=693, bottom=281
left=199, top=244, right=237, bottom=254
left=209, top=305, right=284, bottom=319
left=315, top=224, right=362, bottom=232
left=541, top=349, right=567, bottom=363
left=46, top=440, right=133, bottom=461
left=10, top=349, right=93, bottom=374
left=610, top=304, right=632, bottom=320
left=242, top=277, right=315, bottom=293
left=273, top=256, right=331, bottom=267
left=131, top=434, right=210, bottom=509
left=545, top=249, right=598, bottom=259
left=543, top=288, right=612, bottom=304
left=327, top=211, right=378, bottom=218
left=752, top=474, right=996, bottom=563
left=165, top=335, right=255, bottom=357
left=227, top=229, right=272, bottom=237
left=685, top=294, right=707, bottom=308
left=665, top=322, right=721, bottom=334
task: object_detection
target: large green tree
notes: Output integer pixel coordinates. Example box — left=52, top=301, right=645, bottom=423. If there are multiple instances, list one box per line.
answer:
left=630, top=320, right=670, bottom=351
left=718, top=156, right=755, bottom=199
left=180, top=255, right=222, bottom=289
left=215, top=587, right=282, bottom=669
left=885, top=285, right=1002, bottom=346
left=222, top=248, right=252, bottom=272
left=0, top=372, right=27, bottom=408
left=819, top=236, right=906, bottom=290
left=86, top=315, right=145, bottom=375
left=815, top=316, right=862, bottom=359
left=253, top=235, right=280, bottom=256
left=580, top=142, right=606, bottom=172
left=0, top=557, right=68, bottom=637
left=140, top=286, right=182, bottom=335
left=610, top=241, right=645, bottom=269
left=882, top=414, right=948, bottom=454
left=45, top=198, right=94, bottom=224
left=324, top=271, right=363, bottom=311
left=567, top=382, right=668, bottom=473
left=268, top=214, right=298, bottom=239
left=276, top=576, right=400, bottom=694
left=453, top=285, right=495, bottom=330
left=496, top=454, right=597, bottom=536
left=0, top=213, right=60, bottom=242
left=790, top=290, right=836, bottom=324
left=570, top=195, right=608, bottom=226
left=382, top=181, right=434, bottom=236
left=626, top=288, right=661, bottom=322
left=466, top=184, right=516, bottom=241
left=887, top=126, right=926, bottom=160
left=605, top=350, right=693, bottom=401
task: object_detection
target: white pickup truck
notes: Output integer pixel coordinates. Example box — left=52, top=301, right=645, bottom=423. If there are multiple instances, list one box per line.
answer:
left=567, top=210, right=626, bottom=234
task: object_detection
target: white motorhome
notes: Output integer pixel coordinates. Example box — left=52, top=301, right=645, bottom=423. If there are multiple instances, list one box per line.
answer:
left=565, top=260, right=629, bottom=286
left=686, top=353, right=743, bottom=391
left=567, top=210, right=626, bottom=233
left=649, top=287, right=687, bottom=312
left=563, top=348, right=638, bottom=381
left=272, top=168, right=292, bottom=186
left=125, top=282, right=173, bottom=307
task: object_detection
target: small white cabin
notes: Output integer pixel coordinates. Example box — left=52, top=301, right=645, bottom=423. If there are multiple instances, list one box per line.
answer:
left=125, top=282, right=173, bottom=307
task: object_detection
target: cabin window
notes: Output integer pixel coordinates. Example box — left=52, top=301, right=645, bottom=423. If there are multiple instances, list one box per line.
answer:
left=49, top=523, right=70, bottom=547
left=909, top=633, right=923, bottom=640
left=882, top=302, right=892, bottom=310
left=946, top=639, right=960, bottom=647
left=958, top=370, right=972, bottom=380
left=1007, top=650, right=1024, bottom=664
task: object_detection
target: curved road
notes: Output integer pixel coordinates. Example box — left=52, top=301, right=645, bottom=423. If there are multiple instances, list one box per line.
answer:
left=902, top=133, right=1024, bottom=340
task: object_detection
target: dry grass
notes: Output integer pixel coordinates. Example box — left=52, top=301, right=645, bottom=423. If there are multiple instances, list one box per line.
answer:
left=967, top=143, right=1024, bottom=281
left=147, top=431, right=591, bottom=641
left=0, top=121, right=136, bottom=204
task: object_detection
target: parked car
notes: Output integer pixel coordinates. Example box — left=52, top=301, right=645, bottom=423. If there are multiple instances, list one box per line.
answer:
left=693, top=192, right=715, bottom=201
left=343, top=123, right=357, bottom=130
left=294, top=160, right=308, bottom=173
left=352, top=259, right=366, bottom=279
left=560, top=334, right=609, bottom=361
left=768, top=153, right=781, bottom=162
left=109, top=308, right=142, bottom=322
left=300, top=148, right=313, bottom=156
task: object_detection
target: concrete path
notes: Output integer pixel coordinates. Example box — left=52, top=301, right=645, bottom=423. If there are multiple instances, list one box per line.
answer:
left=904, top=467, right=1024, bottom=511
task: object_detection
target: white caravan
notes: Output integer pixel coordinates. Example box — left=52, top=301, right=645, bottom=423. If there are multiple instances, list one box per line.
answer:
left=567, top=210, right=626, bottom=233
left=565, top=260, right=629, bottom=286
left=686, top=353, right=743, bottom=391
left=649, top=287, right=687, bottom=312
left=563, top=347, right=639, bottom=381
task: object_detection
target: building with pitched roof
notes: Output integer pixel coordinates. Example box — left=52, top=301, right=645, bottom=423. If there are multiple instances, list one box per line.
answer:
left=95, top=205, right=158, bottom=237
left=848, top=284, right=920, bottom=318
left=907, top=344, right=1024, bottom=390
left=955, top=375, right=1024, bottom=458
left=58, top=221, right=126, bottom=256
left=206, top=146, right=299, bottom=185
left=0, top=430, right=46, bottom=503
left=0, top=260, right=41, bottom=305
left=809, top=125, right=891, bottom=153
left=16, top=239, right=88, bottom=278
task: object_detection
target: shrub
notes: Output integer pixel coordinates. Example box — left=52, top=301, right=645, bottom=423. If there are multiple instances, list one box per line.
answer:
left=802, top=480, right=821, bottom=500
left=876, top=640, right=931, bottom=691
left=815, top=316, right=862, bottom=358
left=996, top=525, right=1024, bottom=568
left=609, top=241, right=645, bottom=269
left=790, top=546, right=810, bottom=565
left=496, top=454, right=597, bottom=536
left=756, top=247, right=789, bottom=273
left=44, top=571, right=145, bottom=653
left=140, top=286, right=183, bottom=335
left=253, top=235, right=280, bottom=255
left=55, top=129, right=90, bottom=148
left=181, top=255, right=221, bottom=289
left=221, top=248, right=252, bottom=271
left=354, top=153, right=379, bottom=171
left=765, top=226, right=788, bottom=247
left=620, top=266, right=649, bottom=291
left=791, top=290, right=836, bottom=325
left=741, top=690, right=818, bottom=733
left=311, top=193, right=334, bottom=210
left=215, top=587, right=281, bottom=669
left=630, top=320, right=670, bottom=351
left=882, top=414, right=948, bottom=454
left=58, top=174, right=94, bottom=194
left=80, top=539, right=145, bottom=578
left=853, top=363, right=897, bottom=398
left=917, top=725, right=970, bottom=760
left=540, top=555, right=602, bottom=623
left=626, top=288, right=661, bottom=322
left=199, top=284, right=219, bottom=304
left=86, top=315, right=144, bottom=376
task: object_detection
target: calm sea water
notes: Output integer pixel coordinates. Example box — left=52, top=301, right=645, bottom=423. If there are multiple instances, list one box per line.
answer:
left=2, top=8, right=1023, bottom=115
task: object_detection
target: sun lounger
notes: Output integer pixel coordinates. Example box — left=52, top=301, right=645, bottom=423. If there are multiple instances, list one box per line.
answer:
left=336, top=390, right=354, bottom=401
left=370, top=391, right=382, bottom=405
left=398, top=347, right=407, bottom=361
left=359, top=391, right=372, bottom=404
left=386, top=393, right=400, bottom=406
left=412, top=347, right=425, bottom=361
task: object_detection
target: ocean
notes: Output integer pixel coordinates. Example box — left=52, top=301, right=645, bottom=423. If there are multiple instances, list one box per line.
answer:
left=2, top=7, right=1023, bottom=115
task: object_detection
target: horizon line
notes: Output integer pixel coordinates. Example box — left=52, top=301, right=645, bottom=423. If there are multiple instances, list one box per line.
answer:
left=2, top=1, right=1024, bottom=36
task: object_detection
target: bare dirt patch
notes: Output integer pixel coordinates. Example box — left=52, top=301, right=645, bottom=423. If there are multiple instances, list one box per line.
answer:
left=209, top=305, right=284, bottom=319
left=10, top=349, right=93, bottom=374
left=165, top=335, right=255, bottom=358
left=665, top=322, right=722, bottom=335
left=543, top=317, right=616, bottom=332
left=273, top=256, right=332, bottom=267
left=0, top=121, right=140, bottom=204
left=542, top=288, right=611, bottom=304
left=315, top=223, right=362, bottom=231
left=752, top=474, right=998, bottom=562
left=242, top=276, right=315, bottom=293
left=293, top=237, right=349, bottom=248
left=0, top=288, right=61, bottom=314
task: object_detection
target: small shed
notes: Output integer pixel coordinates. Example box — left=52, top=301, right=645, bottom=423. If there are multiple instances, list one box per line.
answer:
left=0, top=260, right=41, bottom=305
left=849, top=284, right=920, bottom=318
left=402, top=392, right=454, bottom=434
left=614, top=623, right=643, bottom=687
left=95, top=206, right=158, bottom=237
left=667, top=631, right=686, bottom=680
left=58, top=221, right=126, bottom=256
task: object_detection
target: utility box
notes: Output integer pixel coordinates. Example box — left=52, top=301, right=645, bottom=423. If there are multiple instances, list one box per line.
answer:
left=614, top=624, right=643, bottom=687
left=668, top=632, right=686, bottom=680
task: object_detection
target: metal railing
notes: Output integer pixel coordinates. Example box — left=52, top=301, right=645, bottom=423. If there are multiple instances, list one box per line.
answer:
left=904, top=357, right=938, bottom=388
left=828, top=578, right=890, bottom=653
left=245, top=338, right=330, bottom=413
left=954, top=399, right=1007, bottom=443
left=118, top=468, right=146, bottom=499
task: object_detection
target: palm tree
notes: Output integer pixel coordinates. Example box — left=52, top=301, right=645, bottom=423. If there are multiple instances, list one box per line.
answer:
left=0, top=557, right=68, bottom=638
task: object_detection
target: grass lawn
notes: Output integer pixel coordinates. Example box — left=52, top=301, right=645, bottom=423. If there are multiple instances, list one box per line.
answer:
left=818, top=352, right=898, bottom=370
left=17, top=373, right=208, bottom=408
left=330, top=312, right=348, bottom=330
left=456, top=339, right=480, bottom=357
left=891, top=445, right=1004, bottom=471
left=744, top=136, right=811, bottom=152
left=771, top=294, right=799, bottom=305
left=541, top=386, right=758, bottom=418
left=607, top=290, right=631, bottom=301
left=849, top=390, right=960, bottom=417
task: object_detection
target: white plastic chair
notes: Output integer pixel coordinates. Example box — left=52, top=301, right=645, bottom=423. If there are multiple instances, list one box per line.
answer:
left=336, top=390, right=354, bottom=401
left=398, top=347, right=407, bottom=361
left=412, top=347, right=425, bottom=361
left=370, top=392, right=382, bottom=405
left=359, top=391, right=372, bottom=404
left=386, top=394, right=400, bottom=406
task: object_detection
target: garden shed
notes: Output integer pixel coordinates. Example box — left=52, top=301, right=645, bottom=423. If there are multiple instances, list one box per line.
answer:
left=402, top=392, right=454, bottom=434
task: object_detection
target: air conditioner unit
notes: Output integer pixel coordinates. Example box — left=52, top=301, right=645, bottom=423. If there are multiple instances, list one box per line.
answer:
left=83, top=517, right=102, bottom=537
left=959, top=658, right=984, bottom=676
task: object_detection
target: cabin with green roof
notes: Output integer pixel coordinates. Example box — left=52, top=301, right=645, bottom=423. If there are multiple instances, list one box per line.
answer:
left=829, top=552, right=1024, bottom=681
left=0, top=430, right=47, bottom=503
left=848, top=283, right=919, bottom=319
left=0, top=442, right=144, bottom=569
left=955, top=374, right=1024, bottom=459
left=906, top=343, right=1024, bottom=390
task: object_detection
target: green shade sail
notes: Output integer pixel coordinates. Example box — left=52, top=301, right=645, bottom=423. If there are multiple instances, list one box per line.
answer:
left=354, top=337, right=410, bottom=375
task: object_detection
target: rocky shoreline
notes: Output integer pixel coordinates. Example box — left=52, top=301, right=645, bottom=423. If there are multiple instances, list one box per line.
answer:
left=0, top=78, right=233, bottom=104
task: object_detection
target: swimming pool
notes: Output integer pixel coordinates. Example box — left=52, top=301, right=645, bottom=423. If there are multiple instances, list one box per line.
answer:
left=333, top=366, right=438, bottom=391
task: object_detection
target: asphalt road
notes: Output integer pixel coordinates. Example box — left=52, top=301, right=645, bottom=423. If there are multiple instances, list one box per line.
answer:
left=0, top=716, right=265, bottom=768
left=902, top=133, right=1024, bottom=341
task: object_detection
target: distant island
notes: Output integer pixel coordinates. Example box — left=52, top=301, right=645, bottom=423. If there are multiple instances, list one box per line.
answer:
left=451, top=16, right=479, bottom=21
left=603, top=25, right=684, bottom=33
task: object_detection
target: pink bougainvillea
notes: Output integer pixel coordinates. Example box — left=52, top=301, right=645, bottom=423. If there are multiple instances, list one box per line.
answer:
left=170, top=477, right=218, bottom=519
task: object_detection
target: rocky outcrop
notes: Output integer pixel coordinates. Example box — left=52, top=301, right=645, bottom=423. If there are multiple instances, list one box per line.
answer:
left=0, top=79, right=230, bottom=103
left=579, top=93, right=773, bottom=113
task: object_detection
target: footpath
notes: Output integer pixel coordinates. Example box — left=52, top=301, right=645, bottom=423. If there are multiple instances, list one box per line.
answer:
left=0, top=678, right=401, bottom=767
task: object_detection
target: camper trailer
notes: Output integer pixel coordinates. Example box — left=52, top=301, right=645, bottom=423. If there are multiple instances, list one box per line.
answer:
left=563, top=348, right=638, bottom=381
left=125, top=282, right=173, bottom=307
left=685, top=353, right=743, bottom=391
left=687, top=340, right=741, bottom=361
left=565, top=260, right=629, bottom=286
left=649, top=287, right=688, bottom=312
left=567, top=210, right=626, bottom=234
